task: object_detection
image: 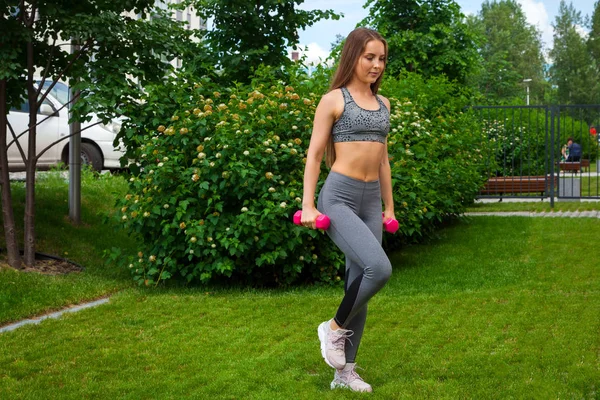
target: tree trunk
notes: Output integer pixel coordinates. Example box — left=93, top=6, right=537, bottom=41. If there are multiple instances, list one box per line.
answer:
left=23, top=42, right=37, bottom=267
left=0, top=79, right=23, bottom=269
left=23, top=146, right=36, bottom=267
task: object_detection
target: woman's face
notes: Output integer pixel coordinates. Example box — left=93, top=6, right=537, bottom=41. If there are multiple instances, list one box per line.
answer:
left=353, top=39, right=386, bottom=85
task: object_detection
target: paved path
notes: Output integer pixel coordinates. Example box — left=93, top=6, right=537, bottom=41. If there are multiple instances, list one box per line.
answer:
left=465, top=210, right=600, bottom=218
left=0, top=298, right=109, bottom=334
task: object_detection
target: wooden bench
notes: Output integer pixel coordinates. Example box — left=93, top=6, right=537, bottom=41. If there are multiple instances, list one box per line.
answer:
left=481, top=175, right=557, bottom=196
left=559, top=159, right=590, bottom=173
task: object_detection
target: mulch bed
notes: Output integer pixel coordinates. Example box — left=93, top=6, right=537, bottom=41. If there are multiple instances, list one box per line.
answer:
left=1, top=254, right=84, bottom=275
left=20, top=258, right=84, bottom=275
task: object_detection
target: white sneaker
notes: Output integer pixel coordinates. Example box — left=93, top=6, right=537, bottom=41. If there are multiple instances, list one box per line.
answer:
left=317, top=320, right=353, bottom=369
left=331, top=363, right=373, bottom=392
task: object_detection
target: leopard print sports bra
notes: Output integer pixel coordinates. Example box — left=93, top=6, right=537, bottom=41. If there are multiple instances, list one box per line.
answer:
left=331, top=87, right=390, bottom=144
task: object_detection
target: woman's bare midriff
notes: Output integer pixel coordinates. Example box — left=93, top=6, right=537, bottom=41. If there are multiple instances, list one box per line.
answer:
left=330, top=141, right=386, bottom=182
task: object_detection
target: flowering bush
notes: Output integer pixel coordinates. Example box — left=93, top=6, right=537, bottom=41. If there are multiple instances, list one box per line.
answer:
left=115, top=68, right=343, bottom=286
left=387, top=99, right=489, bottom=242
left=480, top=119, right=545, bottom=177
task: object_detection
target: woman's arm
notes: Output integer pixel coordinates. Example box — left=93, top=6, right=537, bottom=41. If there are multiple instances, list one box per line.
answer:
left=378, top=95, right=395, bottom=221
left=301, top=91, right=339, bottom=228
left=379, top=141, right=395, bottom=221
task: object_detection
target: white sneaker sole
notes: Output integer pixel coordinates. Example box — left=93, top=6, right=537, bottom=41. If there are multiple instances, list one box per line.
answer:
left=330, top=381, right=345, bottom=390
left=330, top=380, right=372, bottom=392
left=317, top=322, right=336, bottom=369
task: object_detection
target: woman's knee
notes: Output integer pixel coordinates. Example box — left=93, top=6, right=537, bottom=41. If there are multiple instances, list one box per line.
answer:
left=378, top=258, right=393, bottom=284
left=366, top=256, right=392, bottom=285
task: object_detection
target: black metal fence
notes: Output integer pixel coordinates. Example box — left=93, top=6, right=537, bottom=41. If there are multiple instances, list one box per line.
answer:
left=473, top=105, right=600, bottom=205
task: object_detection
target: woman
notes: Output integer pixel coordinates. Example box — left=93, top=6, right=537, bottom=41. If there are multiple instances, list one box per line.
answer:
left=301, top=27, right=395, bottom=393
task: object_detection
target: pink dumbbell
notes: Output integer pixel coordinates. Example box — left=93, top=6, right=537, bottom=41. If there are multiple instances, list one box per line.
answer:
left=382, top=213, right=399, bottom=234
left=293, top=210, right=330, bottom=230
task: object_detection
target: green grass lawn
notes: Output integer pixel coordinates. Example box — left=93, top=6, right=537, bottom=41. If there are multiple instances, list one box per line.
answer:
left=581, top=175, right=600, bottom=196
left=1, top=209, right=599, bottom=398
left=0, top=170, right=136, bottom=325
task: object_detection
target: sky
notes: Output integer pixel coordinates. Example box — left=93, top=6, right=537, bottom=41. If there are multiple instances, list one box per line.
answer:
left=295, top=0, right=596, bottom=64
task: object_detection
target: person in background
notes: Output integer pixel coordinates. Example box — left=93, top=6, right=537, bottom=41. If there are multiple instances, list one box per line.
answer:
left=562, top=137, right=582, bottom=162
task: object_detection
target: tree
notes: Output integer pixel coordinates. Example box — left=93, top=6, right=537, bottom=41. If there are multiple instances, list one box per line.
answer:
left=0, top=1, right=193, bottom=269
left=331, top=34, right=345, bottom=53
left=549, top=1, right=598, bottom=105
left=588, top=1, right=600, bottom=78
left=361, top=0, right=482, bottom=84
left=467, top=0, right=547, bottom=104
left=188, top=0, right=340, bottom=84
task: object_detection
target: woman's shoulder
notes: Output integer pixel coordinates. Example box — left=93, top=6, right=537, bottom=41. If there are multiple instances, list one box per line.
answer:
left=376, top=94, right=391, bottom=111
left=321, top=88, right=344, bottom=104
left=317, top=89, right=345, bottom=115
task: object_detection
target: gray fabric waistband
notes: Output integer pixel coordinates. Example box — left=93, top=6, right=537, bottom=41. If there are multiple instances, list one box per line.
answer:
left=326, top=170, right=380, bottom=191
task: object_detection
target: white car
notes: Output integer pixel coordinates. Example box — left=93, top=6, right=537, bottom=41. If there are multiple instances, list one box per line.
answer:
left=6, top=81, right=125, bottom=172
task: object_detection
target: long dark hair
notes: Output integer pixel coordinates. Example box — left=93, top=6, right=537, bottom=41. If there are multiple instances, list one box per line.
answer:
left=325, top=28, right=388, bottom=168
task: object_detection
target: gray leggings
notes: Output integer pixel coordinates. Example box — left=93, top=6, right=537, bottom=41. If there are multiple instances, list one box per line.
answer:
left=317, top=171, right=392, bottom=363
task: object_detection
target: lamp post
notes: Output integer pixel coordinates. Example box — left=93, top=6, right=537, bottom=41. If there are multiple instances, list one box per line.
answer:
left=523, top=78, right=532, bottom=105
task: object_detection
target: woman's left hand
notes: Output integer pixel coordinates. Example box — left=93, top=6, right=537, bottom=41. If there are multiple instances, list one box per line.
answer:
left=383, top=209, right=396, bottom=223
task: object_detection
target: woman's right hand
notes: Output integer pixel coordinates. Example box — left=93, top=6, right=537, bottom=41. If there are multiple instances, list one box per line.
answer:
left=300, top=206, right=322, bottom=229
